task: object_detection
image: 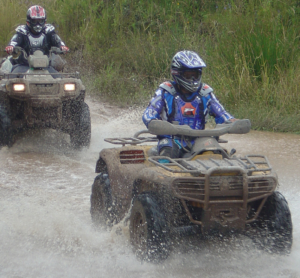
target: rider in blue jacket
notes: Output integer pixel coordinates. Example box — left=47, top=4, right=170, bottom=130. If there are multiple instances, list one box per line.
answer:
left=142, top=50, right=236, bottom=158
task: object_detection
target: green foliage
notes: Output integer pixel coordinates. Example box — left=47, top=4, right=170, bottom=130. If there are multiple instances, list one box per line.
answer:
left=0, top=0, right=27, bottom=47
left=1, top=0, right=300, bottom=132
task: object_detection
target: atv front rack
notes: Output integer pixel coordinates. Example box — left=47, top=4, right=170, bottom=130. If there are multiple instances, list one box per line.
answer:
left=148, top=155, right=272, bottom=175
left=0, top=72, right=81, bottom=79
left=104, top=137, right=157, bottom=146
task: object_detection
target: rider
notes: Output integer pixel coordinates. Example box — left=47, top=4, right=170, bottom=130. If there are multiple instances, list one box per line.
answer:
left=142, top=50, right=236, bottom=158
left=5, top=5, right=69, bottom=74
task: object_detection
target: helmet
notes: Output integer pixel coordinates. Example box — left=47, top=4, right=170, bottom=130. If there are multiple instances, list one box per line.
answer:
left=26, top=5, right=46, bottom=34
left=171, top=50, right=206, bottom=93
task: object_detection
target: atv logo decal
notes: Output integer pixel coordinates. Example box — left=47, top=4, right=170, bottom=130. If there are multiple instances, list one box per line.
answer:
left=203, top=84, right=210, bottom=90
left=181, top=103, right=196, bottom=116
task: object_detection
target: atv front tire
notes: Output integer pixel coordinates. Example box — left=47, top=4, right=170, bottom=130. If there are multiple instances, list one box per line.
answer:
left=253, top=191, right=293, bottom=253
left=130, top=193, right=170, bottom=262
left=90, top=172, right=115, bottom=227
left=0, top=100, right=12, bottom=147
left=70, top=102, right=91, bottom=149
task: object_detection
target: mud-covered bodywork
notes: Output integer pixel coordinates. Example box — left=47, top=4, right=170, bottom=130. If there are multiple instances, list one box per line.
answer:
left=96, top=144, right=277, bottom=233
left=2, top=74, right=85, bottom=129
left=91, top=120, right=292, bottom=261
left=0, top=48, right=91, bottom=148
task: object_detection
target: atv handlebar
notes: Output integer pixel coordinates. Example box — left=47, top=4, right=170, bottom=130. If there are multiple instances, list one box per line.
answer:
left=50, top=47, right=64, bottom=55
left=3, top=46, right=22, bottom=54
left=3, top=46, right=65, bottom=55
left=147, top=119, right=251, bottom=138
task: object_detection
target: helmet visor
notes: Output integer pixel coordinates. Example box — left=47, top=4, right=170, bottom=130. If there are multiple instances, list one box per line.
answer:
left=31, top=18, right=45, bottom=25
left=182, top=70, right=201, bottom=81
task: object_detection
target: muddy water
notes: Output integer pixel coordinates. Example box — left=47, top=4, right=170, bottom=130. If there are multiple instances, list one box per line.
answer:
left=0, top=98, right=300, bottom=278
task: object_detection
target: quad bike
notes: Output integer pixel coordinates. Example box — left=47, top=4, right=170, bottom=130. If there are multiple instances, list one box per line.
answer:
left=90, top=119, right=293, bottom=262
left=0, top=46, right=91, bottom=149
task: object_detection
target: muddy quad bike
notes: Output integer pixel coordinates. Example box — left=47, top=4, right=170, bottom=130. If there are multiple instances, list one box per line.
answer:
left=90, top=120, right=292, bottom=262
left=0, top=46, right=91, bottom=149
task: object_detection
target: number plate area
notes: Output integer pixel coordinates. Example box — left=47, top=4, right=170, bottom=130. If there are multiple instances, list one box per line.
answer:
left=29, top=83, right=59, bottom=95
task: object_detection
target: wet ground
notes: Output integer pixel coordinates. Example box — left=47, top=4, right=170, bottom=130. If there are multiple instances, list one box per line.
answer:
left=0, top=97, right=299, bottom=278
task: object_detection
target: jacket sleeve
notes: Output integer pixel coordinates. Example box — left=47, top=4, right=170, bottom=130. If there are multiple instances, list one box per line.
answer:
left=142, top=88, right=165, bottom=128
left=47, top=32, right=65, bottom=48
left=44, top=25, right=66, bottom=48
left=7, top=33, right=24, bottom=48
left=202, top=92, right=234, bottom=124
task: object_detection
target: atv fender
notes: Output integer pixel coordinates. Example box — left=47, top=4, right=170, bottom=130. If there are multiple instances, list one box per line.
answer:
left=97, top=148, right=147, bottom=221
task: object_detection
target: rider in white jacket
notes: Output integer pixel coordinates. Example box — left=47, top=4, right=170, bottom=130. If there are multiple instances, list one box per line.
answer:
left=5, top=5, right=69, bottom=74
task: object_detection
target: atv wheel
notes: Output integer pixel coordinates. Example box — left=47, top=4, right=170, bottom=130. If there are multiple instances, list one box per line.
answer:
left=70, top=102, right=91, bottom=149
left=130, top=193, right=170, bottom=262
left=0, top=100, right=12, bottom=147
left=90, top=172, right=115, bottom=227
left=252, top=191, right=293, bottom=253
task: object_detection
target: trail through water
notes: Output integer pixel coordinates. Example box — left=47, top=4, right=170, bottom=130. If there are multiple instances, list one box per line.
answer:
left=0, top=97, right=299, bottom=278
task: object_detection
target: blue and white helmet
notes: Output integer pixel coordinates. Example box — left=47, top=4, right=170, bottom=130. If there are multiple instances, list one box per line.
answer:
left=171, top=50, right=206, bottom=93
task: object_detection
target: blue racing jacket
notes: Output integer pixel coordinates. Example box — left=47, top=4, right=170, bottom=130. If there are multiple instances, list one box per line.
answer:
left=142, top=81, right=234, bottom=131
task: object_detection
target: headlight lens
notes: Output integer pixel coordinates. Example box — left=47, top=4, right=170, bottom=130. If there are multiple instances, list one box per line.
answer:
left=64, top=83, right=75, bottom=91
left=13, top=84, right=25, bottom=92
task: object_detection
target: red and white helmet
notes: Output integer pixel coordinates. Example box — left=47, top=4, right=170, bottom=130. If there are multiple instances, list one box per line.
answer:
left=26, top=5, right=46, bottom=34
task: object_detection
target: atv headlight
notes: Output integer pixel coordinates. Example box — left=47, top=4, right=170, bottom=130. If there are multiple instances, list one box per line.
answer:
left=64, top=83, right=75, bottom=91
left=13, top=83, right=25, bottom=92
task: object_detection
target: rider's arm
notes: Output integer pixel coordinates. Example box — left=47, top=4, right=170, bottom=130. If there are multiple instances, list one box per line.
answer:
left=202, top=92, right=234, bottom=124
left=5, top=33, right=25, bottom=55
left=7, top=25, right=30, bottom=49
left=50, top=33, right=66, bottom=48
left=50, top=33, right=69, bottom=52
left=142, top=89, right=165, bottom=128
left=208, top=92, right=234, bottom=123
left=44, top=24, right=69, bottom=51
left=7, top=33, right=24, bottom=49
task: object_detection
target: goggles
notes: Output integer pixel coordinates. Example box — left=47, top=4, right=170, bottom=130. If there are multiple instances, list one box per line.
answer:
left=182, top=70, right=202, bottom=80
left=31, top=18, right=45, bottom=25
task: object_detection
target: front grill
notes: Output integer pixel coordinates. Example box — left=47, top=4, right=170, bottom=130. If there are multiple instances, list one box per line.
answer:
left=29, top=83, right=59, bottom=95
left=120, top=150, right=145, bottom=164
left=248, top=179, right=274, bottom=194
left=173, top=179, right=205, bottom=201
left=173, top=175, right=244, bottom=202
left=27, top=106, right=61, bottom=128
left=31, top=107, right=58, bottom=118
left=209, top=175, right=244, bottom=191
left=173, top=176, right=274, bottom=203
left=31, top=106, right=59, bottom=122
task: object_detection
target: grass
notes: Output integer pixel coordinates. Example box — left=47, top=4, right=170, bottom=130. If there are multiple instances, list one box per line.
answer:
left=1, top=0, right=300, bottom=132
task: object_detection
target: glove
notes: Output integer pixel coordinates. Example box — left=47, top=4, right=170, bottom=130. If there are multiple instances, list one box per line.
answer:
left=5, top=46, right=14, bottom=55
left=60, top=46, right=69, bottom=52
